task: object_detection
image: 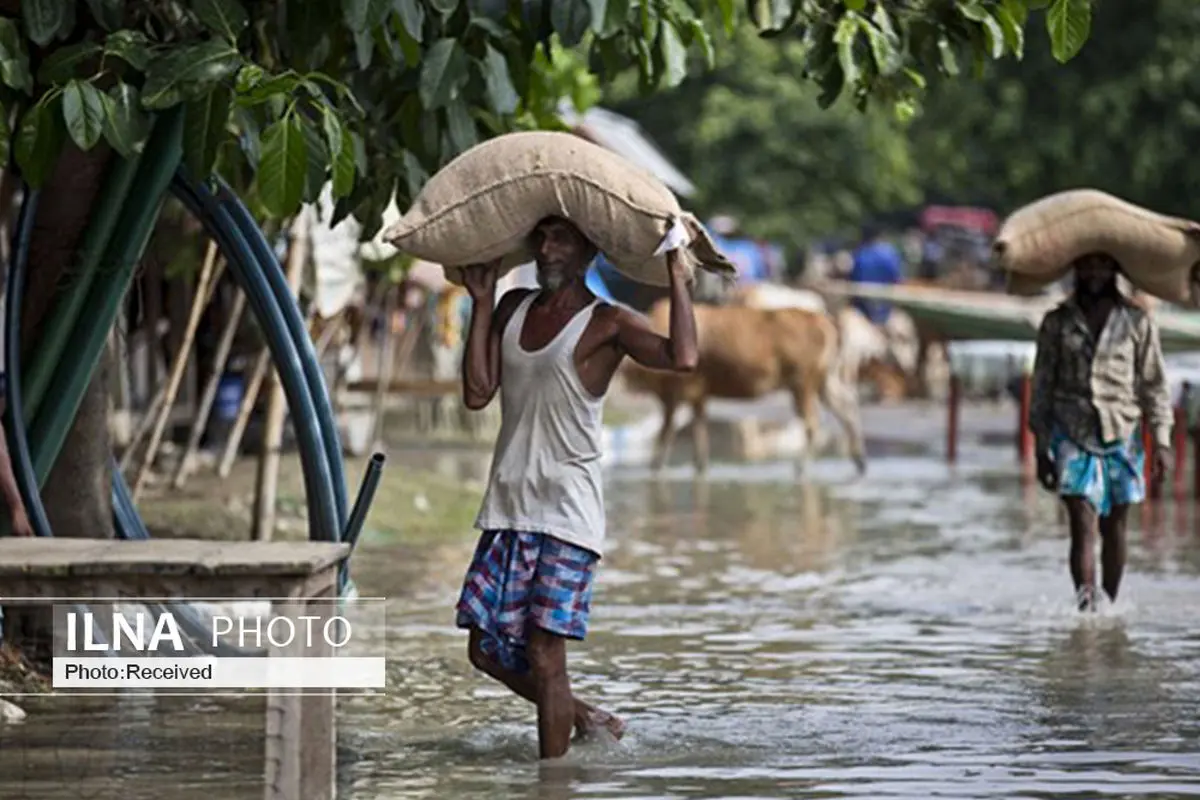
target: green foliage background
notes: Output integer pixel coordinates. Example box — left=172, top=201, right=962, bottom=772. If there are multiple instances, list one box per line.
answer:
left=0, top=0, right=1095, bottom=246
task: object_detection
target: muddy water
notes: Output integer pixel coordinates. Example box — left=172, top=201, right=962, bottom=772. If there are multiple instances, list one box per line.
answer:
left=4, top=450, right=1200, bottom=799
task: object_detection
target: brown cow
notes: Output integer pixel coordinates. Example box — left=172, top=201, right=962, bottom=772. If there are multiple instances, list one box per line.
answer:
left=620, top=299, right=867, bottom=476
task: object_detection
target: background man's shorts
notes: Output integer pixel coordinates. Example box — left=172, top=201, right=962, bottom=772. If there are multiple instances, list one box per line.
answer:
left=455, top=529, right=598, bottom=674
left=1053, top=429, right=1145, bottom=517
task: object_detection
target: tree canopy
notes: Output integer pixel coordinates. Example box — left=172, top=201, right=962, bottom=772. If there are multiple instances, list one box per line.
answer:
left=907, top=0, right=1200, bottom=218
left=0, top=0, right=1097, bottom=242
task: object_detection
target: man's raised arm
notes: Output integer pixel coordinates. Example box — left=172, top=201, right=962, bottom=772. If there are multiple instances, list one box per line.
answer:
left=461, top=263, right=526, bottom=410
left=616, top=250, right=698, bottom=372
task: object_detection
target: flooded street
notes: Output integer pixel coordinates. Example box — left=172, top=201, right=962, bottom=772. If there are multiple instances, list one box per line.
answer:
left=341, top=447, right=1200, bottom=799
left=5, top=443, right=1200, bottom=798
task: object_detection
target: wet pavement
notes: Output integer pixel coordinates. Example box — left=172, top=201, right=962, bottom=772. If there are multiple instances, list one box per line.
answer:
left=3, top=437, right=1200, bottom=799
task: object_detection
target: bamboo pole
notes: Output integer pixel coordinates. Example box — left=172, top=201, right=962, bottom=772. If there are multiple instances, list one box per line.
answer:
left=369, top=286, right=400, bottom=451
left=130, top=241, right=224, bottom=500
left=252, top=217, right=308, bottom=541
left=170, top=289, right=248, bottom=489
left=217, top=347, right=270, bottom=479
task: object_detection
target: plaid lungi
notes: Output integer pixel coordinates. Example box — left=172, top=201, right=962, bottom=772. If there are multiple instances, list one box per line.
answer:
left=455, top=529, right=598, bottom=674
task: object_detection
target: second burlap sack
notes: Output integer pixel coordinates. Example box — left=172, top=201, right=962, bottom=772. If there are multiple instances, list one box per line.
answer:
left=380, top=131, right=735, bottom=287
left=994, top=188, right=1200, bottom=306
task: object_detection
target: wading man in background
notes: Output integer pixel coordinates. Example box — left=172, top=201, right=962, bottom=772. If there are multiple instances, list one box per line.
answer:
left=456, top=216, right=698, bottom=759
left=1029, top=252, right=1172, bottom=611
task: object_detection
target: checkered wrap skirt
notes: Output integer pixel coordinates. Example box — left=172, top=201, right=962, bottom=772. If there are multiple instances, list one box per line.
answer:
left=455, top=529, right=598, bottom=674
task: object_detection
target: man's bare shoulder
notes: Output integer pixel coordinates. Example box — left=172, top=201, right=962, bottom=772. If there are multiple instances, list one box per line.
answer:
left=495, top=287, right=534, bottom=313
left=595, top=303, right=659, bottom=335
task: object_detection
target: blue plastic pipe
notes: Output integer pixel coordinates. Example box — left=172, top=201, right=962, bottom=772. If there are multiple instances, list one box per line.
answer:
left=215, top=179, right=350, bottom=530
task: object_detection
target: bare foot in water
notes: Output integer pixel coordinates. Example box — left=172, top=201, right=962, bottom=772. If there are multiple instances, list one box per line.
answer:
left=573, top=704, right=626, bottom=741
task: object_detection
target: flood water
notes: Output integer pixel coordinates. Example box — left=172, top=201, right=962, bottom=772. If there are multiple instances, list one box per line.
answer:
left=4, top=443, right=1200, bottom=799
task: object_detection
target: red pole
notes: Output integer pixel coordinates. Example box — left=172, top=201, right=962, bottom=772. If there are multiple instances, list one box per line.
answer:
left=946, top=373, right=960, bottom=464
left=1017, top=373, right=1033, bottom=477
left=1175, top=383, right=1189, bottom=501
left=1145, top=419, right=1161, bottom=501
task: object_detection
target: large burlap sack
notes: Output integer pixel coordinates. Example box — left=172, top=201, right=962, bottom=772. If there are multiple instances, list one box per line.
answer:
left=380, top=131, right=735, bottom=288
left=994, top=188, right=1200, bottom=306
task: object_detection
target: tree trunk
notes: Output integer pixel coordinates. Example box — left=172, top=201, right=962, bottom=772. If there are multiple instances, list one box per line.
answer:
left=5, top=145, right=115, bottom=667
left=20, top=144, right=116, bottom=541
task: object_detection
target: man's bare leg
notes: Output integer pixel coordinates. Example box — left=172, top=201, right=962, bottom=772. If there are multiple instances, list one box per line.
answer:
left=1063, top=497, right=1099, bottom=611
left=525, top=627, right=575, bottom=759
left=466, top=628, right=624, bottom=741
left=1099, top=503, right=1130, bottom=604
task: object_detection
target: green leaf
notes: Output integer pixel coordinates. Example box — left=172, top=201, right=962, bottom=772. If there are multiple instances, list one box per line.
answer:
left=748, top=0, right=795, bottom=34
left=445, top=98, right=477, bottom=153
left=344, top=0, right=391, bottom=33
left=550, top=1, right=590, bottom=47
left=400, top=149, right=428, bottom=199
left=102, top=82, right=150, bottom=158
left=231, top=105, right=261, bottom=166
left=257, top=116, right=308, bottom=218
left=62, top=80, right=106, bottom=150
left=957, top=1, right=1005, bottom=59
left=866, top=6, right=902, bottom=77
left=0, top=102, right=9, bottom=167
left=395, top=0, right=425, bottom=42
left=353, top=28, right=374, bottom=69
left=190, top=0, right=249, bottom=41
left=392, top=15, right=422, bottom=66
left=319, top=109, right=343, bottom=162
left=23, top=0, right=69, bottom=47
left=237, top=71, right=303, bottom=105
left=468, top=14, right=508, bottom=38
left=993, top=3, right=1025, bottom=59
left=84, top=0, right=124, bottom=31
left=481, top=43, right=519, bottom=115
left=300, top=119, right=329, bottom=203
left=104, top=30, right=152, bottom=71
left=15, top=98, right=65, bottom=188
left=428, top=0, right=458, bottom=16
left=183, top=85, right=232, bottom=179
left=419, top=38, right=469, bottom=110
left=937, top=35, right=959, bottom=76
left=716, top=0, right=735, bottom=35
left=844, top=0, right=865, bottom=9
left=37, top=42, right=102, bottom=85
left=1003, top=0, right=1029, bottom=26
left=587, top=0, right=607, bottom=34
left=1046, top=0, right=1090, bottom=63
left=330, top=129, right=356, bottom=199
left=141, top=41, right=243, bottom=109
left=833, top=13, right=860, bottom=89
left=0, top=18, right=34, bottom=93
left=903, top=66, right=926, bottom=90
left=816, top=61, right=844, bottom=109
left=659, top=19, right=688, bottom=88
left=688, top=19, right=715, bottom=69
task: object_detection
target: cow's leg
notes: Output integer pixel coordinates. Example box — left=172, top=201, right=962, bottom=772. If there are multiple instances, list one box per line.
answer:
left=821, top=374, right=867, bottom=475
left=651, top=396, right=679, bottom=472
left=691, top=399, right=710, bottom=476
left=791, top=383, right=820, bottom=478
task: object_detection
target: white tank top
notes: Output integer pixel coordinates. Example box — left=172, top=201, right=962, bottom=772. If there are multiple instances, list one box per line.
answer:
left=474, top=291, right=608, bottom=557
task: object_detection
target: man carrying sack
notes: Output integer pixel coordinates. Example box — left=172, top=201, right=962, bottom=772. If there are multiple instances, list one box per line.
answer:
left=1027, top=252, right=1173, bottom=612
left=454, top=214, right=699, bottom=759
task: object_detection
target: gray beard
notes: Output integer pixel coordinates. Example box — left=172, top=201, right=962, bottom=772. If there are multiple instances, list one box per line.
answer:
left=537, top=270, right=565, bottom=291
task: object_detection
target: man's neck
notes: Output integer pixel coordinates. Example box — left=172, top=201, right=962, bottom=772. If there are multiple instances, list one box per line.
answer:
left=538, top=280, right=591, bottom=310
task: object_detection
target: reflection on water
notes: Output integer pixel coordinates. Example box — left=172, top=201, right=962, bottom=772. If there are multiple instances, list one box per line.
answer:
left=4, top=452, right=1200, bottom=799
